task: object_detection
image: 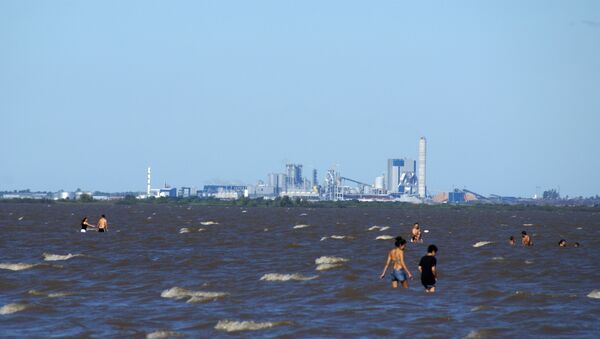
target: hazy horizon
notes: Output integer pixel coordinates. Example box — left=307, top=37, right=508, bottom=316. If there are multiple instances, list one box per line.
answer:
left=1, top=1, right=599, bottom=197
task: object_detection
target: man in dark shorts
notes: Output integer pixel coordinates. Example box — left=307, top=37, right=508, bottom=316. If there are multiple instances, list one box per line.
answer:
left=418, top=244, right=438, bottom=293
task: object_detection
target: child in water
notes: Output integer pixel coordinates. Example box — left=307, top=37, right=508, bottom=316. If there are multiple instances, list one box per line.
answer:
left=418, top=245, right=438, bottom=293
left=521, top=231, right=533, bottom=246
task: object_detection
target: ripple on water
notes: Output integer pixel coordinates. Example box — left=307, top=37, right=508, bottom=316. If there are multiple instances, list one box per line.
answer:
left=214, top=320, right=289, bottom=332
left=315, top=256, right=348, bottom=271
left=161, top=287, right=228, bottom=303
left=0, top=303, right=28, bottom=315
left=0, top=263, right=39, bottom=271
left=42, top=253, right=82, bottom=261
left=260, top=273, right=318, bottom=281
left=146, top=330, right=182, bottom=338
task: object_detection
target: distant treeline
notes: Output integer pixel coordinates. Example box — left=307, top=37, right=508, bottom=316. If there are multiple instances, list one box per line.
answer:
left=1, top=195, right=600, bottom=212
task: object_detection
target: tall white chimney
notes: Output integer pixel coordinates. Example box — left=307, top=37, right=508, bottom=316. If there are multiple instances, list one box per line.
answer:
left=418, top=137, right=426, bottom=199
left=147, top=167, right=151, bottom=196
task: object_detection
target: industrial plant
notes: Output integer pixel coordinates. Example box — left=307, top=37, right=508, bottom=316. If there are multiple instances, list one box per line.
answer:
left=141, top=137, right=430, bottom=203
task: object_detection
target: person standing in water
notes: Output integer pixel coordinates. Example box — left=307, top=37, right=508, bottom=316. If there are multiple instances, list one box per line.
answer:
left=411, top=223, right=422, bottom=243
left=80, top=217, right=95, bottom=232
left=418, top=244, right=438, bottom=293
left=508, top=236, right=516, bottom=245
left=521, top=231, right=532, bottom=246
left=380, top=236, right=413, bottom=288
left=97, top=215, right=108, bottom=232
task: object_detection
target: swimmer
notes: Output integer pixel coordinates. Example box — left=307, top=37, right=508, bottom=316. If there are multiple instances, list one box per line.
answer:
left=558, top=239, right=567, bottom=247
left=380, top=236, right=413, bottom=289
left=573, top=242, right=580, bottom=248
left=521, top=231, right=532, bottom=246
left=418, top=244, right=438, bottom=293
left=411, top=223, right=422, bottom=243
left=80, top=216, right=95, bottom=232
left=97, top=214, right=108, bottom=232
left=508, top=236, right=515, bottom=245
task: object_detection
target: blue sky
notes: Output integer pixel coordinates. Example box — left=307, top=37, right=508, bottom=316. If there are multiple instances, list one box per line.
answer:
left=1, top=1, right=599, bottom=197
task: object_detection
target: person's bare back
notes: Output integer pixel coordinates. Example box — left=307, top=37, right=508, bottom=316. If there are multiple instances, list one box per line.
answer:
left=97, top=215, right=108, bottom=232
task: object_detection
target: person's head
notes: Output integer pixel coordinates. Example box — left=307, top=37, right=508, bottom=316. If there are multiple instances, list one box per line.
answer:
left=427, top=244, right=438, bottom=255
left=558, top=239, right=566, bottom=247
left=101, top=214, right=106, bottom=218
left=509, top=236, right=515, bottom=241
left=81, top=216, right=88, bottom=223
left=395, top=236, right=407, bottom=248
left=413, top=223, right=420, bottom=229
left=521, top=231, right=527, bottom=237
left=573, top=242, right=580, bottom=248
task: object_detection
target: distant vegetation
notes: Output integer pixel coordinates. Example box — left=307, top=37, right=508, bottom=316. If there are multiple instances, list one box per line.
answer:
left=1, top=195, right=599, bottom=211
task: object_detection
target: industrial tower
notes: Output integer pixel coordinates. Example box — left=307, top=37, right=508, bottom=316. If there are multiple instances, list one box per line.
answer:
left=418, top=137, right=426, bottom=199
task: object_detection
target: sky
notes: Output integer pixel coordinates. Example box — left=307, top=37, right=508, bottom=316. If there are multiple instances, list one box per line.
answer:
left=1, top=1, right=599, bottom=197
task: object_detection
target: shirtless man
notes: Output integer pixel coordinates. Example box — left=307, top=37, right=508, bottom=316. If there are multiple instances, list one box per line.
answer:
left=97, top=215, right=108, bottom=232
left=521, top=231, right=532, bottom=246
left=411, top=223, right=422, bottom=243
left=380, top=236, right=413, bottom=288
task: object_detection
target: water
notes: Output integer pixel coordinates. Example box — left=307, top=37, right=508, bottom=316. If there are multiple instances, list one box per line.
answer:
left=1, top=203, right=599, bottom=337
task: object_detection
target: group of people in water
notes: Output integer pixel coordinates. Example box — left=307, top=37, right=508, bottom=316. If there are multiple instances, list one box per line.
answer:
left=381, top=222, right=583, bottom=293
left=80, top=215, right=108, bottom=232
left=381, top=223, right=438, bottom=293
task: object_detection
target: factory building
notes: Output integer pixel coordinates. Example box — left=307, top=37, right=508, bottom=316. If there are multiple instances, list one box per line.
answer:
left=387, top=158, right=417, bottom=195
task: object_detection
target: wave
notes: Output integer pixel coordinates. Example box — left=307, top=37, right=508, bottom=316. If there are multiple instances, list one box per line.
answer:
left=523, top=223, right=534, bottom=226
left=214, top=320, right=287, bottom=332
left=43, top=253, right=82, bottom=261
left=0, top=263, right=39, bottom=271
left=293, top=224, right=310, bottom=229
left=161, top=287, right=228, bottom=303
left=260, top=273, right=318, bottom=281
left=200, top=221, right=218, bottom=225
left=146, top=330, right=182, bottom=339
left=29, top=290, right=72, bottom=298
left=0, top=303, right=28, bottom=315
left=587, top=290, right=600, bottom=299
left=299, top=213, right=308, bottom=216
left=197, top=228, right=206, bottom=232
left=368, top=226, right=390, bottom=231
left=375, top=235, right=394, bottom=240
left=321, top=235, right=352, bottom=241
left=179, top=228, right=190, bottom=233
left=315, top=256, right=348, bottom=271
left=473, top=241, right=493, bottom=248
left=491, top=257, right=504, bottom=261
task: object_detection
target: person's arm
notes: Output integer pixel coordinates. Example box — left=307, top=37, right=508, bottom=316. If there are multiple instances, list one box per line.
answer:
left=418, top=265, right=423, bottom=273
left=399, top=251, right=412, bottom=278
left=431, top=265, right=437, bottom=279
left=380, top=253, right=391, bottom=279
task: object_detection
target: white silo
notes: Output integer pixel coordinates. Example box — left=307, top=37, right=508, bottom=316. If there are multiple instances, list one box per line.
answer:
left=375, top=175, right=385, bottom=190
left=418, top=137, right=426, bottom=199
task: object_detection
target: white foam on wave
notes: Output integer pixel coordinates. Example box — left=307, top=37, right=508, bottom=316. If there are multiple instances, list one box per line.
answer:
left=197, top=228, right=205, bottom=232
left=587, top=290, right=600, bottom=299
left=146, top=330, right=182, bottom=339
left=214, top=320, right=286, bottom=332
left=161, top=287, right=228, bottom=303
left=523, top=223, right=534, bottom=226
left=18, top=216, right=24, bottom=221
left=375, top=235, right=394, bottom=240
left=473, top=241, right=493, bottom=248
left=320, top=235, right=351, bottom=241
left=524, top=260, right=534, bottom=265
left=293, top=224, right=310, bottom=229
left=28, top=290, right=72, bottom=298
left=320, top=237, right=328, bottom=241
left=299, top=213, right=308, bottom=216
left=179, top=228, right=190, bottom=233
left=43, top=253, right=82, bottom=261
left=200, top=221, right=219, bottom=225
left=491, top=257, right=504, bottom=261
left=368, top=226, right=389, bottom=231
left=0, top=303, right=28, bottom=315
left=315, top=256, right=348, bottom=271
left=260, top=273, right=318, bottom=281
left=0, top=263, right=38, bottom=271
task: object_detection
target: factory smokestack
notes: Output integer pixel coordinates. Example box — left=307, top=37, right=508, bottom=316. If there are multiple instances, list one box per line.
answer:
left=147, top=167, right=151, bottom=196
left=418, top=137, right=426, bottom=199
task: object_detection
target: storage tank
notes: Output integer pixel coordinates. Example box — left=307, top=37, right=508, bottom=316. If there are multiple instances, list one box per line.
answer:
left=374, top=175, right=385, bottom=190
left=418, top=137, right=426, bottom=199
